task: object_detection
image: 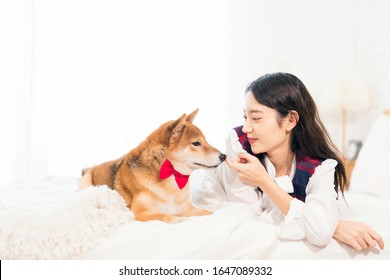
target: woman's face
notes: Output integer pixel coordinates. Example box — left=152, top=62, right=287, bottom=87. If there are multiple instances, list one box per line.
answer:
left=242, top=91, right=292, bottom=155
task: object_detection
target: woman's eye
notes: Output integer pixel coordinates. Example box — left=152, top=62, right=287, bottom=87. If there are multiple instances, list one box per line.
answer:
left=192, top=141, right=201, bottom=147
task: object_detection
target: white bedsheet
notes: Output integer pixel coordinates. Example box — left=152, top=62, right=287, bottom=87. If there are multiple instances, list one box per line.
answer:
left=267, top=190, right=390, bottom=259
left=1, top=177, right=389, bottom=260
left=84, top=203, right=279, bottom=259
left=84, top=190, right=390, bottom=260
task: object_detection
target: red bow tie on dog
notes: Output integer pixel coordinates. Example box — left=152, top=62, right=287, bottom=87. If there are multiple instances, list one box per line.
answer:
left=159, top=160, right=189, bottom=189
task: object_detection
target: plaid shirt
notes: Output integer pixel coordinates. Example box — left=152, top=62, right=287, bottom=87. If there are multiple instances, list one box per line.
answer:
left=233, top=126, right=324, bottom=202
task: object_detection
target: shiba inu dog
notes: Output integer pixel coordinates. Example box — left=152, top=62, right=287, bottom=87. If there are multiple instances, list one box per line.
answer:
left=79, top=109, right=226, bottom=223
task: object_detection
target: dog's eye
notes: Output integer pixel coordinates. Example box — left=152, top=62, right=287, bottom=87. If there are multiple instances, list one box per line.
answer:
left=192, top=141, right=201, bottom=147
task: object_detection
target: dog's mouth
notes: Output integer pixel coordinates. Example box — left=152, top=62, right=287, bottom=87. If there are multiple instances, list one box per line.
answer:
left=193, top=162, right=220, bottom=169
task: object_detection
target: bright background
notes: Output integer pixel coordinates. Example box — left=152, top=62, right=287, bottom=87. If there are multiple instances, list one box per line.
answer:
left=1, top=0, right=389, bottom=184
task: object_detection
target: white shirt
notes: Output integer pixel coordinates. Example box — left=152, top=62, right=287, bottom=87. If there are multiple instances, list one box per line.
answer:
left=190, top=129, right=339, bottom=247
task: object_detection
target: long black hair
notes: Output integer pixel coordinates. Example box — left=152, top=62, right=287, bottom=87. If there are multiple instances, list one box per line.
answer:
left=246, top=72, right=348, bottom=193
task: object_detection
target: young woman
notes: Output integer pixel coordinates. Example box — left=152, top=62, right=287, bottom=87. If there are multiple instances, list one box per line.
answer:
left=191, top=72, right=384, bottom=250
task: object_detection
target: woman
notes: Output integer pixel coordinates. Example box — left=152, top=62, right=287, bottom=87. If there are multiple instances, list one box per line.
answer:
left=191, top=72, right=384, bottom=251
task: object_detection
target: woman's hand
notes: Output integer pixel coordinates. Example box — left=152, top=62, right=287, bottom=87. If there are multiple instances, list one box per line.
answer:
left=226, top=152, right=292, bottom=215
left=333, top=219, right=385, bottom=251
left=225, top=152, right=269, bottom=187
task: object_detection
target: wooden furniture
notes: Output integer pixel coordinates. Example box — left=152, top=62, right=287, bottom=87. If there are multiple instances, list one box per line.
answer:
left=344, top=158, right=355, bottom=186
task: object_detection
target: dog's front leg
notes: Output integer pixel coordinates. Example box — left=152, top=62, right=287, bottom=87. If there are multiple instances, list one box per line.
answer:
left=181, top=203, right=212, bottom=217
left=134, top=211, right=188, bottom=224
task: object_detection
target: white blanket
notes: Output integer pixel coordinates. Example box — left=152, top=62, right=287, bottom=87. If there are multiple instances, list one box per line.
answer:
left=84, top=203, right=279, bottom=259
left=0, top=178, right=133, bottom=259
left=85, top=191, right=390, bottom=260
left=1, top=177, right=389, bottom=259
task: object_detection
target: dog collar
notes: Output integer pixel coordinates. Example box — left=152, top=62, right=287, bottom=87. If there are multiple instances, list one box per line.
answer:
left=159, top=160, right=189, bottom=189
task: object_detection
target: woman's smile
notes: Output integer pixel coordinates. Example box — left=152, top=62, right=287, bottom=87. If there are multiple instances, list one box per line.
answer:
left=248, top=137, right=258, bottom=145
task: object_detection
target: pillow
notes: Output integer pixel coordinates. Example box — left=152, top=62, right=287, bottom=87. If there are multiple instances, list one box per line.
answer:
left=349, top=112, right=390, bottom=196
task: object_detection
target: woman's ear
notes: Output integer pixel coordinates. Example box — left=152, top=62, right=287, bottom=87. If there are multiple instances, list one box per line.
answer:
left=286, top=110, right=299, bottom=131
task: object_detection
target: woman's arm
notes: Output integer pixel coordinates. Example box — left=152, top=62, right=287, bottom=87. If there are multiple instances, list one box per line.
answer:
left=189, top=167, right=228, bottom=211
left=226, top=153, right=339, bottom=246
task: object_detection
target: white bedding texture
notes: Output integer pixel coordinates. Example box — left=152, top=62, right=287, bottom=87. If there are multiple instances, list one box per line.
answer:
left=0, top=178, right=133, bottom=259
left=0, top=176, right=389, bottom=260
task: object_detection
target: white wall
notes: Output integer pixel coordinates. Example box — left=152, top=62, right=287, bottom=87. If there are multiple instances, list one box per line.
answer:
left=2, top=0, right=387, bottom=184
left=355, top=0, right=390, bottom=111
left=224, top=0, right=355, bottom=150
left=352, top=0, right=390, bottom=141
left=1, top=0, right=229, bottom=182
left=0, top=0, right=28, bottom=184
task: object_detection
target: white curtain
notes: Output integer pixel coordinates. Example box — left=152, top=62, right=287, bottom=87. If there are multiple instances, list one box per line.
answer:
left=0, top=0, right=238, bottom=184
left=1, top=0, right=358, bottom=185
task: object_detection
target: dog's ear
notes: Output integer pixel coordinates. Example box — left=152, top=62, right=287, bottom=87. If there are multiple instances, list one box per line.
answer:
left=170, top=113, right=187, bottom=144
left=186, top=108, right=199, bottom=123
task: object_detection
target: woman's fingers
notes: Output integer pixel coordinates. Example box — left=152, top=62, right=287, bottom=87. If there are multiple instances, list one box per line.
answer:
left=226, top=153, right=250, bottom=170
left=357, top=236, right=369, bottom=250
left=238, top=152, right=252, bottom=163
left=350, top=240, right=363, bottom=252
left=225, top=157, right=238, bottom=169
left=367, top=227, right=385, bottom=249
left=349, top=225, right=384, bottom=251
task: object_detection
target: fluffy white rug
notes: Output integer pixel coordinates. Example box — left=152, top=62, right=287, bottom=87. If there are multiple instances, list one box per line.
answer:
left=0, top=177, right=134, bottom=259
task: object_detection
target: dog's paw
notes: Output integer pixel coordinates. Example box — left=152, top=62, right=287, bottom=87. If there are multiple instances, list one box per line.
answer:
left=188, top=207, right=213, bottom=217
left=187, top=209, right=212, bottom=217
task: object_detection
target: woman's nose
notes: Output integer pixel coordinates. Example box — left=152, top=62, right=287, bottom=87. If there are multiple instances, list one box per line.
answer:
left=242, top=120, right=252, bottom=133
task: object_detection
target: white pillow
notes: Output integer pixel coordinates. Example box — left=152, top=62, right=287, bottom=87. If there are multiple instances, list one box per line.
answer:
left=349, top=113, right=390, bottom=196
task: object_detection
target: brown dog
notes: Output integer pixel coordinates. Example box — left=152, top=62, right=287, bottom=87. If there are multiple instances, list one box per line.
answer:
left=79, top=109, right=226, bottom=223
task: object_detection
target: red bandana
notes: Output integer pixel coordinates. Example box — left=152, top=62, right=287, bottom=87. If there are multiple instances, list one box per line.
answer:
left=159, top=160, right=189, bottom=189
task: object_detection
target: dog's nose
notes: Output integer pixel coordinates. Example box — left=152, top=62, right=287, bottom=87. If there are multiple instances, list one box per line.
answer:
left=219, top=153, right=226, bottom=162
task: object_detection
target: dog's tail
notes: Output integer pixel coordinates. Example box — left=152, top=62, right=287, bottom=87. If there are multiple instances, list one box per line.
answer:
left=79, top=168, right=93, bottom=190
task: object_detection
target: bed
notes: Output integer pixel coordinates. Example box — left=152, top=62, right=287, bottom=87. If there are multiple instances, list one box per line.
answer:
left=0, top=178, right=389, bottom=260
left=1, top=112, right=389, bottom=260
left=83, top=188, right=390, bottom=260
